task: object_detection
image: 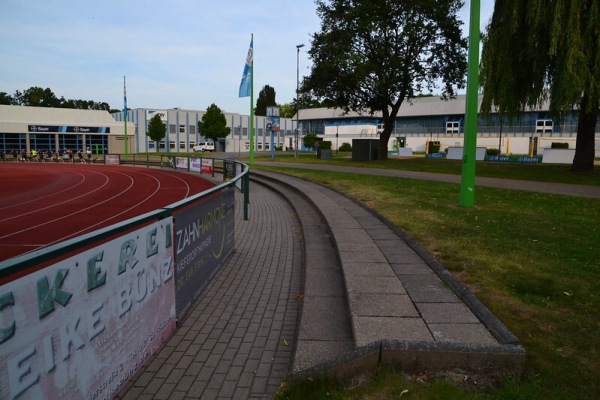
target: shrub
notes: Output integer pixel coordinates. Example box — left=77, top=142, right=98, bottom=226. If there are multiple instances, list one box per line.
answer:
left=551, top=142, right=569, bottom=149
left=320, top=141, right=332, bottom=150
left=339, top=142, right=352, bottom=152
left=487, top=148, right=500, bottom=156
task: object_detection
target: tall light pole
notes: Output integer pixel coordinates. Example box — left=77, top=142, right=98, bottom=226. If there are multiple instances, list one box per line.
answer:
left=295, top=43, right=305, bottom=159
left=459, top=0, right=480, bottom=207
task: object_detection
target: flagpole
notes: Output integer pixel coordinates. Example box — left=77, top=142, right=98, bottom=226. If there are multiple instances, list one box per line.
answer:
left=123, top=76, right=129, bottom=157
left=249, top=33, right=255, bottom=166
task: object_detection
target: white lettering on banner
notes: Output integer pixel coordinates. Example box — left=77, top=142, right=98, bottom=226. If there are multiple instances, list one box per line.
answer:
left=0, top=220, right=176, bottom=399
left=176, top=203, right=226, bottom=255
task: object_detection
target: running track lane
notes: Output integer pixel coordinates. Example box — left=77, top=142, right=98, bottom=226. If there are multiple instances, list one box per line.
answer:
left=0, top=163, right=216, bottom=262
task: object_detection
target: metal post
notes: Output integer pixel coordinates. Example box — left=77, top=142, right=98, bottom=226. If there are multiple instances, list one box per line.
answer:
left=295, top=43, right=305, bottom=158
left=459, top=0, right=480, bottom=208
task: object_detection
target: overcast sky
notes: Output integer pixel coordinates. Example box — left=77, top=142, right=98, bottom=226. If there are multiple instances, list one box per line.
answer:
left=0, top=0, right=494, bottom=115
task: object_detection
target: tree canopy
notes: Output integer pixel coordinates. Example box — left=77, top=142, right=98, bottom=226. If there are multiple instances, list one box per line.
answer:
left=198, top=103, right=231, bottom=142
left=1, top=86, right=113, bottom=111
left=480, top=0, right=600, bottom=172
left=301, top=0, right=467, bottom=159
left=278, top=102, right=296, bottom=119
left=147, top=114, right=166, bottom=152
left=255, top=85, right=276, bottom=116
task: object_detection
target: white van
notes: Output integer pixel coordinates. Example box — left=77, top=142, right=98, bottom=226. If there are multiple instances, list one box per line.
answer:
left=193, top=142, right=215, bottom=152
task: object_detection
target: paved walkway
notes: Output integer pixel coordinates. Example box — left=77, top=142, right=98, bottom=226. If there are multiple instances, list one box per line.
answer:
left=117, top=162, right=596, bottom=399
left=117, top=185, right=304, bottom=399
left=259, top=161, right=600, bottom=199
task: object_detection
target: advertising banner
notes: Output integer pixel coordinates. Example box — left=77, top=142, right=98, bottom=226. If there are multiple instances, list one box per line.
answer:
left=174, top=188, right=235, bottom=323
left=176, top=157, right=189, bottom=170
left=201, top=158, right=213, bottom=174
left=0, top=219, right=176, bottom=400
left=190, top=157, right=201, bottom=173
left=105, top=154, right=120, bottom=165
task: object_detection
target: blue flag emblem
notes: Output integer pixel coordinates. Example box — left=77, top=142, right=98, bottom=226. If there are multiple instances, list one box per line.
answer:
left=239, top=38, right=253, bottom=98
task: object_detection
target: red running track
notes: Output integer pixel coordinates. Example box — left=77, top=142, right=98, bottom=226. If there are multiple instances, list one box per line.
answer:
left=0, top=163, right=216, bottom=262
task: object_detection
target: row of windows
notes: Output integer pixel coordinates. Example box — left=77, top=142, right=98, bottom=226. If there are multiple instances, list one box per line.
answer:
left=301, top=113, right=594, bottom=136
left=0, top=133, right=108, bottom=153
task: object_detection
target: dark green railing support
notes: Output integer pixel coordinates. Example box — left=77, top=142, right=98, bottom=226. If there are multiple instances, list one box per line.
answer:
left=243, top=170, right=250, bottom=221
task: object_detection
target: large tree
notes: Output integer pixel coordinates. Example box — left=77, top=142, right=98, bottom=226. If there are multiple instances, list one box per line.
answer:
left=198, top=103, right=231, bottom=143
left=147, top=113, right=166, bottom=152
left=255, top=85, right=276, bottom=116
left=301, top=0, right=467, bottom=160
left=480, top=0, right=599, bottom=172
left=13, top=87, right=60, bottom=107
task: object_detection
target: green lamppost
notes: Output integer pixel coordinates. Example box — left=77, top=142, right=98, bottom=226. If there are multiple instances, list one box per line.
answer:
left=459, top=0, right=480, bottom=208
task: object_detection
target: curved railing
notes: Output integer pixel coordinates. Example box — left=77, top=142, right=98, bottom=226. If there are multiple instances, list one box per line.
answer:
left=0, top=155, right=249, bottom=277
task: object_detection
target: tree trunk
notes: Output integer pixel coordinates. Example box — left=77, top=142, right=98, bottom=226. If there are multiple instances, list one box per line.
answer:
left=571, top=94, right=598, bottom=173
left=379, top=128, right=391, bottom=160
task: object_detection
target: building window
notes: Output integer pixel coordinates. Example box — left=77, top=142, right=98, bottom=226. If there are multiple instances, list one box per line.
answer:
left=446, top=121, right=460, bottom=134
left=536, top=119, right=553, bottom=133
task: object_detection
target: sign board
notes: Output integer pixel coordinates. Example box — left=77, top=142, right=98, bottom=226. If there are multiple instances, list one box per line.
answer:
left=190, top=157, right=201, bottom=172
left=175, top=157, right=189, bottom=170
left=28, top=125, right=110, bottom=134
left=201, top=158, right=213, bottom=174
left=0, top=219, right=176, bottom=399
left=266, top=106, right=280, bottom=131
left=173, top=189, right=235, bottom=323
left=105, top=154, right=120, bottom=165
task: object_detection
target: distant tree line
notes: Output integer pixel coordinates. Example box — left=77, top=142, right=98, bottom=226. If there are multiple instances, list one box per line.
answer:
left=1, top=84, right=331, bottom=119
left=0, top=87, right=119, bottom=112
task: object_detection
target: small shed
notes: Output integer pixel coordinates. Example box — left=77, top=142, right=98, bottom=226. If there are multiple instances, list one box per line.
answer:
left=352, top=139, right=379, bottom=162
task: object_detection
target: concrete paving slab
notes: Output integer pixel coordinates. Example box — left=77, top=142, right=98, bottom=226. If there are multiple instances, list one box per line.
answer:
left=348, top=293, right=418, bottom=317
left=392, top=264, right=437, bottom=275
left=344, top=261, right=397, bottom=277
left=338, top=248, right=388, bottom=264
left=304, top=268, right=346, bottom=297
left=345, top=275, right=407, bottom=294
left=376, top=240, right=420, bottom=255
left=354, top=317, right=433, bottom=346
left=418, top=303, right=481, bottom=324
left=398, top=274, right=462, bottom=303
left=299, top=296, right=353, bottom=341
left=429, top=323, right=498, bottom=344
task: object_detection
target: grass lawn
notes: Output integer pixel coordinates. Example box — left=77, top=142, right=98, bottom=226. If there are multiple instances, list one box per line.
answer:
left=257, top=157, right=600, bottom=399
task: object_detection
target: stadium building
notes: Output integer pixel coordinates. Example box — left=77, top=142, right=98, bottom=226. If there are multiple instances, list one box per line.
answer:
left=296, top=94, right=600, bottom=157
left=0, top=105, right=134, bottom=155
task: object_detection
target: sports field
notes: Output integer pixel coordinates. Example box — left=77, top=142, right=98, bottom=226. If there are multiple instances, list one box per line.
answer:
left=0, top=163, right=215, bottom=262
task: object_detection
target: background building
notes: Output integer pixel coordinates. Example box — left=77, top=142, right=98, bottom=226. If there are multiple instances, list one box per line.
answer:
left=297, top=94, right=600, bottom=155
left=0, top=105, right=134, bottom=154
left=111, top=108, right=297, bottom=153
